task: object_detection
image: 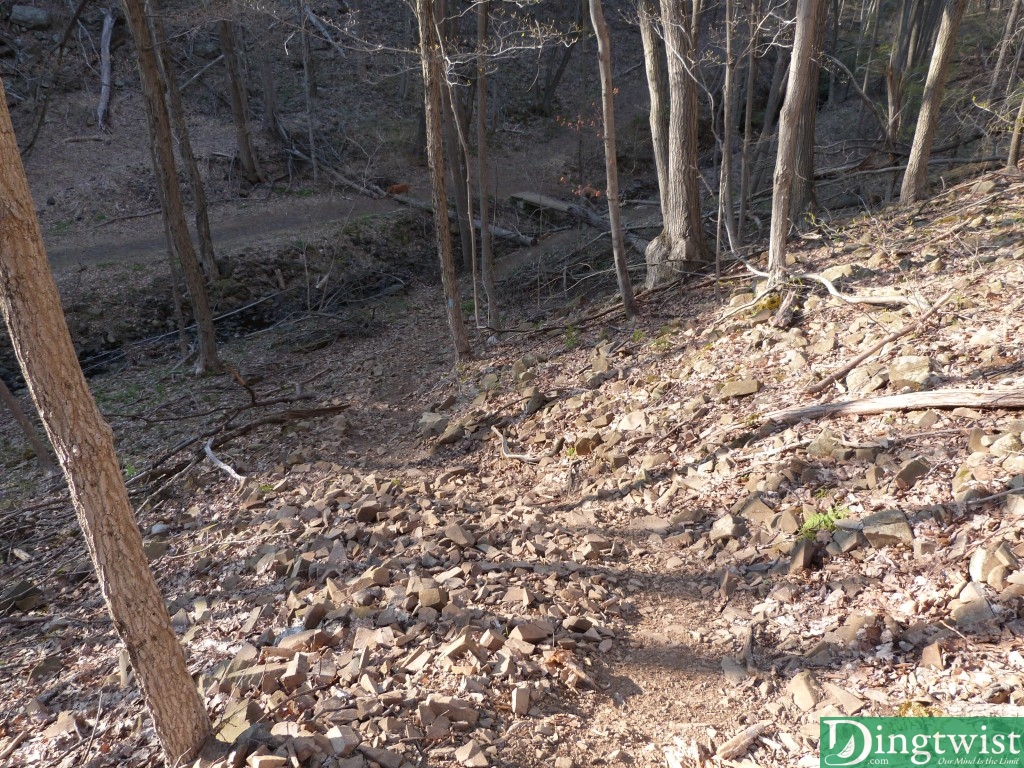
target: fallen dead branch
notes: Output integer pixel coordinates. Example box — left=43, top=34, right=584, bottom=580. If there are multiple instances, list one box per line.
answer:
left=806, top=287, right=956, bottom=395
left=767, top=389, right=1024, bottom=425
left=203, top=438, right=248, bottom=487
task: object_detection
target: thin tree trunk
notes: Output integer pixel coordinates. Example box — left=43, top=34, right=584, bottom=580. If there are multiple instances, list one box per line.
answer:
left=219, top=20, right=261, bottom=183
left=256, top=42, right=284, bottom=141
left=719, top=0, right=738, bottom=251
left=639, top=0, right=669, bottom=213
left=989, top=0, right=1022, bottom=104
left=97, top=9, right=115, bottom=130
left=738, top=0, right=760, bottom=247
left=768, top=0, right=825, bottom=279
left=477, top=0, right=499, bottom=330
left=1007, top=86, right=1024, bottom=166
left=0, top=375, right=55, bottom=473
left=900, top=0, right=967, bottom=203
left=750, top=39, right=791, bottom=195
left=123, top=0, right=220, bottom=374
left=590, top=0, right=636, bottom=318
left=1006, top=33, right=1024, bottom=97
left=0, top=78, right=213, bottom=767
left=152, top=11, right=220, bottom=281
left=298, top=0, right=317, bottom=182
left=418, top=0, right=470, bottom=359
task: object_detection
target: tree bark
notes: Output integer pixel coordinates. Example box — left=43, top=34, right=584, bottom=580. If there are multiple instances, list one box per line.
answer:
left=97, top=9, right=115, bottom=130
left=122, top=0, right=220, bottom=374
left=256, top=41, right=285, bottom=141
left=219, top=20, right=262, bottom=183
left=1007, top=86, right=1024, bottom=167
left=647, top=0, right=710, bottom=289
left=900, top=0, right=967, bottom=204
left=477, top=0, right=499, bottom=330
left=789, top=0, right=829, bottom=218
left=298, top=0, right=318, bottom=182
left=152, top=11, right=220, bottom=281
left=719, top=0, right=738, bottom=251
left=0, top=78, right=212, bottom=767
left=590, top=0, right=637, bottom=318
left=639, top=0, right=669, bottom=214
left=738, top=0, right=760, bottom=247
left=418, top=0, right=471, bottom=359
left=768, top=0, right=824, bottom=279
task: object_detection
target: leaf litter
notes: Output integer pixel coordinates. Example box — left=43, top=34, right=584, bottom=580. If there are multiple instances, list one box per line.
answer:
left=2, top=171, right=1024, bottom=767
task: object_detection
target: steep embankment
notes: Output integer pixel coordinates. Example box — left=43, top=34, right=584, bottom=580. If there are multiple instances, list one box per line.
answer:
left=2, top=170, right=1024, bottom=768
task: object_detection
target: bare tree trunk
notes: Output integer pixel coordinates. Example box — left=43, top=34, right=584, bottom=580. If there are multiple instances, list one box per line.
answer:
left=639, top=0, right=669, bottom=213
left=298, top=0, right=318, bottom=182
left=719, top=0, right=738, bottom=251
left=790, top=0, right=829, bottom=217
left=256, top=42, right=284, bottom=141
left=122, top=0, right=220, bottom=374
left=749, top=37, right=791, bottom=195
left=1006, top=34, right=1024, bottom=97
left=590, top=0, right=637, bottom=318
left=477, top=0, right=499, bottom=330
left=219, top=20, right=262, bottom=183
left=989, top=0, right=1022, bottom=104
left=646, top=0, right=710, bottom=289
left=97, top=8, right=115, bottom=130
left=768, top=0, right=825, bottom=279
left=738, top=0, right=760, bottom=247
left=435, top=0, right=474, bottom=271
left=151, top=11, right=220, bottom=281
left=418, top=0, right=471, bottom=359
left=531, top=0, right=585, bottom=116
left=900, top=0, right=967, bottom=203
left=1007, top=87, right=1024, bottom=166
left=0, top=78, right=212, bottom=767
left=0, top=375, right=54, bottom=473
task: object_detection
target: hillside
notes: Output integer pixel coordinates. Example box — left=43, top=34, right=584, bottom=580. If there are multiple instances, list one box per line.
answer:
left=2, top=163, right=1024, bottom=767
left=4, top=0, right=1024, bottom=765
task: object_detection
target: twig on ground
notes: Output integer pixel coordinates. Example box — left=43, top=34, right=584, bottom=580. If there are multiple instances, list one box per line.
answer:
left=806, top=287, right=956, bottom=395
left=203, top=439, right=248, bottom=487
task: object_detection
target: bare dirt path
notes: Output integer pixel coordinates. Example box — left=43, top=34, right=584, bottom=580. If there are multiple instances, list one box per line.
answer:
left=43, top=192, right=409, bottom=267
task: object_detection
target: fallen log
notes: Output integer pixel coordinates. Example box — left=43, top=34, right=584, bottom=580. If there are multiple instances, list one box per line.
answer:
left=767, top=389, right=1024, bottom=426
left=510, top=191, right=649, bottom=255
left=392, top=193, right=536, bottom=246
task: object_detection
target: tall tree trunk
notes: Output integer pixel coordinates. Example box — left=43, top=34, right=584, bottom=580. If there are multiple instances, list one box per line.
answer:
left=749, top=36, right=791, bottom=196
left=790, top=0, right=829, bottom=218
left=900, top=0, right=967, bottom=203
left=418, top=0, right=471, bottom=359
left=719, top=0, right=738, bottom=251
left=639, top=0, right=669, bottom=213
left=477, top=0, right=499, bottom=330
left=590, top=0, right=637, bottom=318
left=435, top=0, right=474, bottom=271
left=219, top=20, right=262, bottom=183
left=256, top=41, right=284, bottom=141
left=122, top=0, right=220, bottom=374
left=646, top=0, right=710, bottom=289
left=0, top=375, right=54, bottom=473
left=768, top=0, right=825, bottom=279
left=151, top=11, right=220, bottom=281
left=298, top=0, right=318, bottom=182
left=0, top=79, right=212, bottom=767
left=738, top=0, right=760, bottom=247
left=1007, top=86, right=1024, bottom=166
left=989, top=0, right=1022, bottom=104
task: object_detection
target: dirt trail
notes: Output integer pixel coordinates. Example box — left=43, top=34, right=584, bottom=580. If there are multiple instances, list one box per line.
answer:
left=44, top=193, right=408, bottom=267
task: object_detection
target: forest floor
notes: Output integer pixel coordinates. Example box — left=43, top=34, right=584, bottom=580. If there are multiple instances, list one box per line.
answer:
left=3, top=159, right=1024, bottom=768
